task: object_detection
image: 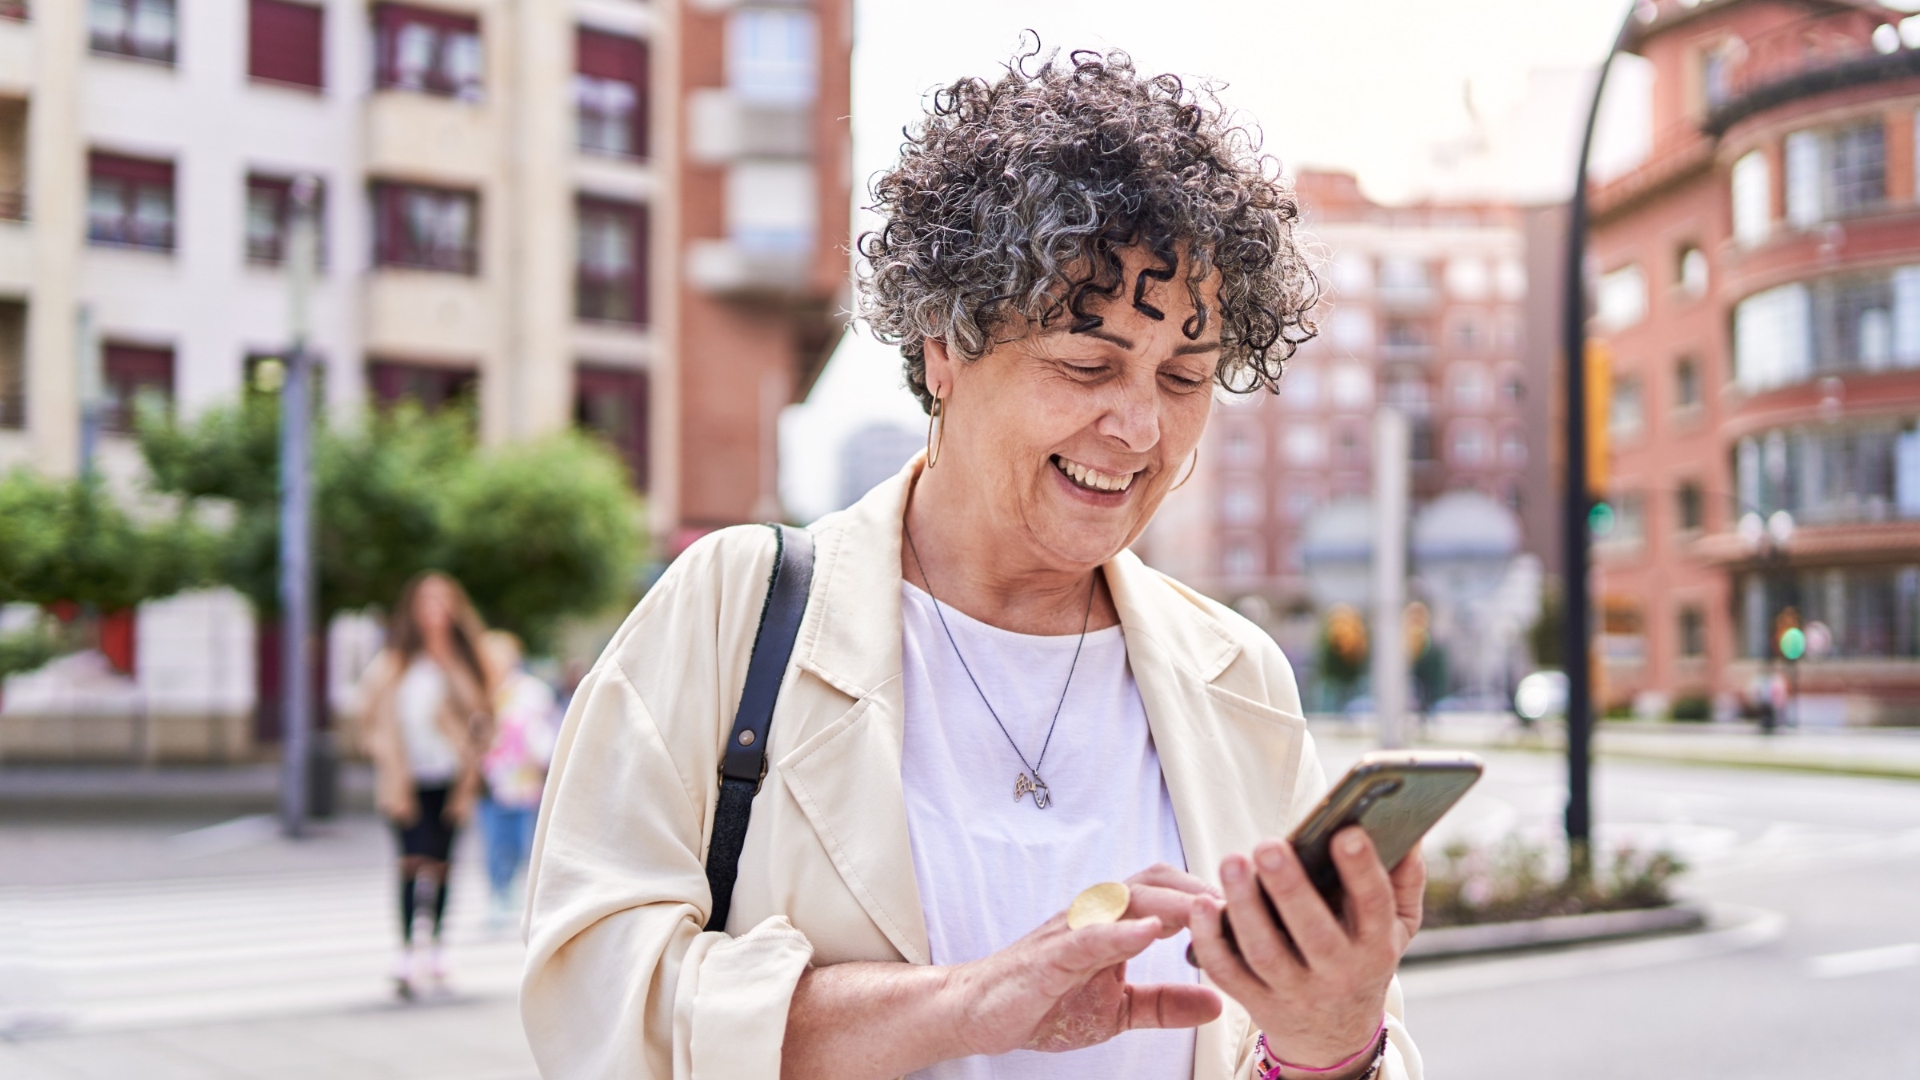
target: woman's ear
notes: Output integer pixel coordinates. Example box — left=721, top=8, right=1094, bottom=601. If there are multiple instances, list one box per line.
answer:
left=923, top=339, right=954, bottom=401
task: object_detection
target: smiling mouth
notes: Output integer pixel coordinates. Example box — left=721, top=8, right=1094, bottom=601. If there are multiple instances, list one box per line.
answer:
left=1052, top=455, right=1139, bottom=494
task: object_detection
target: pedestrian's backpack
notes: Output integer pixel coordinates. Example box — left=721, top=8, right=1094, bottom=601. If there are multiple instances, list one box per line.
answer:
left=703, top=523, right=814, bottom=932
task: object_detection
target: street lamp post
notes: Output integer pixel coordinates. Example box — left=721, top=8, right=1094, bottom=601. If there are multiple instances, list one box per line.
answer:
left=278, top=176, right=321, bottom=838
left=1562, top=1, right=1645, bottom=870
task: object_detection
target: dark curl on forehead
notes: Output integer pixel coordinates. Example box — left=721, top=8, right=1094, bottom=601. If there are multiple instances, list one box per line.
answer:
left=857, top=39, right=1320, bottom=412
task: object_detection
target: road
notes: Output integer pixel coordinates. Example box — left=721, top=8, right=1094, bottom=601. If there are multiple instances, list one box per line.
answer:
left=1, top=747, right=1917, bottom=1078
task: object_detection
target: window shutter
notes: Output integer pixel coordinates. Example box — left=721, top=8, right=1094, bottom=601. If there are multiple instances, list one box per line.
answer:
left=89, top=151, right=174, bottom=188
left=249, top=0, right=324, bottom=89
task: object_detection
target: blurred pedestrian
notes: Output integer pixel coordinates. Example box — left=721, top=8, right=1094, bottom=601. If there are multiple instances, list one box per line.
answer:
left=477, top=630, right=558, bottom=926
left=358, top=571, right=494, bottom=998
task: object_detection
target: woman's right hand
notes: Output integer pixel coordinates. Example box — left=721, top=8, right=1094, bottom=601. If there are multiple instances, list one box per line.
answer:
left=942, top=863, right=1224, bottom=1056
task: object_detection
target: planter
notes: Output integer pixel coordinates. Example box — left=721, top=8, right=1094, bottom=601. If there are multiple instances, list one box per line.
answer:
left=1403, top=902, right=1708, bottom=963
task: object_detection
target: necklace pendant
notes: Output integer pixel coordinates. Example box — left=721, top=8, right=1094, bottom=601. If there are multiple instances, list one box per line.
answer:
left=1014, top=772, right=1052, bottom=809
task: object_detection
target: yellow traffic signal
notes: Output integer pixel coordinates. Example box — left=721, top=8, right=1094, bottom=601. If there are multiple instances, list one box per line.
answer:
left=1586, top=340, right=1610, bottom=497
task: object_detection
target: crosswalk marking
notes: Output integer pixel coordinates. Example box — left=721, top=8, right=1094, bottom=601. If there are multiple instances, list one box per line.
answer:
left=0, top=863, right=524, bottom=1036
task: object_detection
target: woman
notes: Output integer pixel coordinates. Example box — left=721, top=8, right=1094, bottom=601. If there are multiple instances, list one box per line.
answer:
left=360, top=571, right=494, bottom=997
left=477, top=630, right=559, bottom=924
left=525, top=49, right=1425, bottom=1080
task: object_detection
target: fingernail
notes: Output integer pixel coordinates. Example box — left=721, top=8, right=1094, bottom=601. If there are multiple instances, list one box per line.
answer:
left=1256, top=844, right=1284, bottom=872
left=1222, top=858, right=1247, bottom=885
left=1341, top=831, right=1367, bottom=857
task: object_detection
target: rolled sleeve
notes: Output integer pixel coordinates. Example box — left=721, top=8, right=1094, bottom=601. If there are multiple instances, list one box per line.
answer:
left=677, top=919, right=815, bottom=1077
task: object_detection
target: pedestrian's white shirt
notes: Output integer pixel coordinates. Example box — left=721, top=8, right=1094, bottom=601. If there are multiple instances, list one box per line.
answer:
left=900, top=582, right=1198, bottom=1080
left=396, top=657, right=460, bottom=784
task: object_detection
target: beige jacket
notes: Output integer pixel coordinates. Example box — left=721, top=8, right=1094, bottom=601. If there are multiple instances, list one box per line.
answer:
left=358, top=650, right=490, bottom=827
left=522, top=459, right=1421, bottom=1080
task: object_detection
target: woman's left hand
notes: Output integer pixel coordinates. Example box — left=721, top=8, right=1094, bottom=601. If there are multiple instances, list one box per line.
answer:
left=1188, top=828, right=1423, bottom=1077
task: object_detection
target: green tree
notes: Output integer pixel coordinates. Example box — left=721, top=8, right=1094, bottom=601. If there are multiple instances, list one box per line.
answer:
left=139, top=398, right=645, bottom=654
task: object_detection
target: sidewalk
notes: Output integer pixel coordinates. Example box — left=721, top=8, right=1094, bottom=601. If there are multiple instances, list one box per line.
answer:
left=1312, top=713, right=1920, bottom=780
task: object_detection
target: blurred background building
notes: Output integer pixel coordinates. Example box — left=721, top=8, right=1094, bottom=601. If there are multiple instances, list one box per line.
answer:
left=0, top=0, right=850, bottom=759
left=1588, top=0, right=1920, bottom=725
left=1136, top=170, right=1556, bottom=709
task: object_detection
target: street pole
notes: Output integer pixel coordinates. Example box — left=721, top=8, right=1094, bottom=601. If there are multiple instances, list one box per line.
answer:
left=278, top=176, right=320, bottom=838
left=1563, top=2, right=1643, bottom=872
left=76, top=304, right=100, bottom=478
left=1372, top=408, right=1410, bottom=750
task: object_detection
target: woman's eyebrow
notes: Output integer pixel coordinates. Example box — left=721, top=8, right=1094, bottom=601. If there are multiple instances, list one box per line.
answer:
left=1173, top=340, right=1222, bottom=356
left=1074, top=326, right=1137, bottom=350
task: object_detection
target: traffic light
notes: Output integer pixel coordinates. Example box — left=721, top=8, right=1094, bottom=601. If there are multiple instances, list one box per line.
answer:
left=1585, top=340, right=1611, bottom=497
left=1775, top=607, right=1804, bottom=661
left=1588, top=500, right=1616, bottom=539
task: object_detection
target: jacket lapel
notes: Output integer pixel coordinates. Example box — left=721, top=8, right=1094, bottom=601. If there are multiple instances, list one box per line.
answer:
left=1105, top=551, right=1307, bottom=889
left=777, top=460, right=933, bottom=964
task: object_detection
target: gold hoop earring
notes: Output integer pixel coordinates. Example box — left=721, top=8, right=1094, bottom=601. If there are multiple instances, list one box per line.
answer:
left=925, top=395, right=946, bottom=468
left=1171, top=448, right=1199, bottom=491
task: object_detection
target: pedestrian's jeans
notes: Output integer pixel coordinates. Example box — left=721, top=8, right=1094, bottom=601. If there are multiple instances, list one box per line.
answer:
left=475, top=798, right=540, bottom=903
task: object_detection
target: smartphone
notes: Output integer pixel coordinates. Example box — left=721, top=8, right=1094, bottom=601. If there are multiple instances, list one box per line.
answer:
left=1191, top=750, right=1483, bottom=964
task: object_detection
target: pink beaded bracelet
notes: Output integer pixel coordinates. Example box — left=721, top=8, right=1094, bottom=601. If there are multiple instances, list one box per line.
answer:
left=1256, top=1023, right=1387, bottom=1079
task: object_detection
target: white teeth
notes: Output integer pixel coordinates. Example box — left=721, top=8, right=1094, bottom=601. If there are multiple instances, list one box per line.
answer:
left=1054, top=456, right=1135, bottom=493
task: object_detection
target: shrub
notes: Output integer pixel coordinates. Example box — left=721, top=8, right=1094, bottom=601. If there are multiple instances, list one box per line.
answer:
left=1424, top=836, right=1685, bottom=928
left=1670, top=695, right=1711, bottom=722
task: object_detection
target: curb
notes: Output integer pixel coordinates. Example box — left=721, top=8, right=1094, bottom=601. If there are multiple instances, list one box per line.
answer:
left=1402, top=902, right=1708, bottom=963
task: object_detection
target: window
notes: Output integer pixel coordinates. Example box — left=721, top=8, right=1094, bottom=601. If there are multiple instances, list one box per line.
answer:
left=1494, top=259, right=1527, bottom=301
left=1384, top=372, right=1430, bottom=410
left=1677, top=245, right=1708, bottom=298
left=0, top=300, right=24, bottom=429
left=1595, top=264, right=1647, bottom=332
left=374, top=3, right=481, bottom=100
left=576, top=29, right=647, bottom=159
left=1738, top=566, right=1920, bottom=660
left=1284, top=488, right=1319, bottom=520
left=1283, top=424, right=1326, bottom=466
left=1449, top=363, right=1490, bottom=411
left=1331, top=253, right=1372, bottom=295
left=1280, top=364, right=1321, bottom=409
left=1409, top=419, right=1435, bottom=462
left=245, top=174, right=326, bottom=265
left=1609, top=375, right=1645, bottom=440
left=1675, top=355, right=1701, bottom=410
left=1451, top=313, right=1484, bottom=353
left=90, top=0, right=176, bottom=63
left=576, top=365, right=649, bottom=488
left=1379, top=256, right=1430, bottom=293
left=1329, top=363, right=1371, bottom=410
left=1734, top=266, right=1920, bottom=391
left=372, top=182, right=478, bottom=273
left=1678, top=606, right=1707, bottom=658
left=1335, top=424, right=1364, bottom=466
left=1611, top=493, right=1646, bottom=544
left=1220, top=483, right=1262, bottom=525
left=88, top=152, right=175, bottom=252
left=102, top=342, right=173, bottom=432
left=1500, top=428, right=1527, bottom=467
left=1786, top=124, right=1886, bottom=227
left=1, top=2, right=26, bottom=22
left=1445, top=258, right=1490, bottom=301
left=1328, top=308, right=1373, bottom=350
left=1450, top=422, right=1489, bottom=465
left=1736, top=422, right=1920, bottom=526
left=1501, top=369, right=1525, bottom=405
left=1701, top=41, right=1736, bottom=112
left=249, top=0, right=323, bottom=89
left=1222, top=424, right=1259, bottom=466
left=1732, top=150, right=1771, bottom=246
left=1677, top=481, right=1704, bottom=531
left=1222, top=543, right=1261, bottom=580
left=727, top=8, right=816, bottom=103
left=576, top=198, right=647, bottom=325
left=1382, top=318, right=1430, bottom=356
left=368, top=359, right=476, bottom=410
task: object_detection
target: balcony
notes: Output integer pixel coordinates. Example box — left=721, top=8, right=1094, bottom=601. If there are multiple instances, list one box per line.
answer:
left=1375, top=283, right=1437, bottom=313
left=687, top=89, right=811, bottom=163
left=364, top=92, right=496, bottom=185
left=363, top=270, right=493, bottom=358
left=0, top=11, right=30, bottom=92
left=1704, top=10, right=1920, bottom=136
left=686, top=240, right=810, bottom=296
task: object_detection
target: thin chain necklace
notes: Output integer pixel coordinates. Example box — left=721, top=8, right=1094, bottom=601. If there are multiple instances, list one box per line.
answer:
left=903, top=525, right=1096, bottom=809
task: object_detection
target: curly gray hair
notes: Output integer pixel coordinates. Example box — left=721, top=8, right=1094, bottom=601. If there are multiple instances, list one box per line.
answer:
left=857, top=45, right=1320, bottom=413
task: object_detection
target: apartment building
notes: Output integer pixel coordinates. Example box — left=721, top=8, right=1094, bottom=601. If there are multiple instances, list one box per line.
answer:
left=1142, top=171, right=1550, bottom=604
left=1588, top=0, right=1920, bottom=724
left=0, top=0, right=849, bottom=758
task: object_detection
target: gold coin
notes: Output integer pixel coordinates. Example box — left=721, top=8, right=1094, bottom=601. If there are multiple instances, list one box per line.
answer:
left=1067, top=881, right=1131, bottom=929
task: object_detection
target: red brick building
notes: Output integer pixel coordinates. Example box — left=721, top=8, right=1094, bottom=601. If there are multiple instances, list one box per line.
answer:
left=1590, top=0, right=1920, bottom=723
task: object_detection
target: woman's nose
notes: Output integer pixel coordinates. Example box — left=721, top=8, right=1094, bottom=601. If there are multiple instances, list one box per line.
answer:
left=1097, top=383, right=1161, bottom=452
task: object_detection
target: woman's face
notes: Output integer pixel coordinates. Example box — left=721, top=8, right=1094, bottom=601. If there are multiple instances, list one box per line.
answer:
left=923, top=248, right=1219, bottom=571
left=412, top=578, right=455, bottom=639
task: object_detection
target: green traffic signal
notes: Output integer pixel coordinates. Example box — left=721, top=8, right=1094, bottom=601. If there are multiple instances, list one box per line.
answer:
left=1779, top=626, right=1806, bottom=661
left=1588, top=501, right=1616, bottom=539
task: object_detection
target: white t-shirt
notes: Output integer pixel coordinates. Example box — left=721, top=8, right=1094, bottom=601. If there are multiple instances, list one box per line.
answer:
left=900, top=582, right=1198, bottom=1080
left=396, top=656, right=460, bottom=784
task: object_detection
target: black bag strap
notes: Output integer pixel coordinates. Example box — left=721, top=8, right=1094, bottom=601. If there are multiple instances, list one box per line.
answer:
left=704, top=523, right=814, bottom=933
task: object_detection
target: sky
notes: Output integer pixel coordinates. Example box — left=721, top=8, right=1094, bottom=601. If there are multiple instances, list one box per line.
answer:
left=780, top=0, right=1640, bottom=521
